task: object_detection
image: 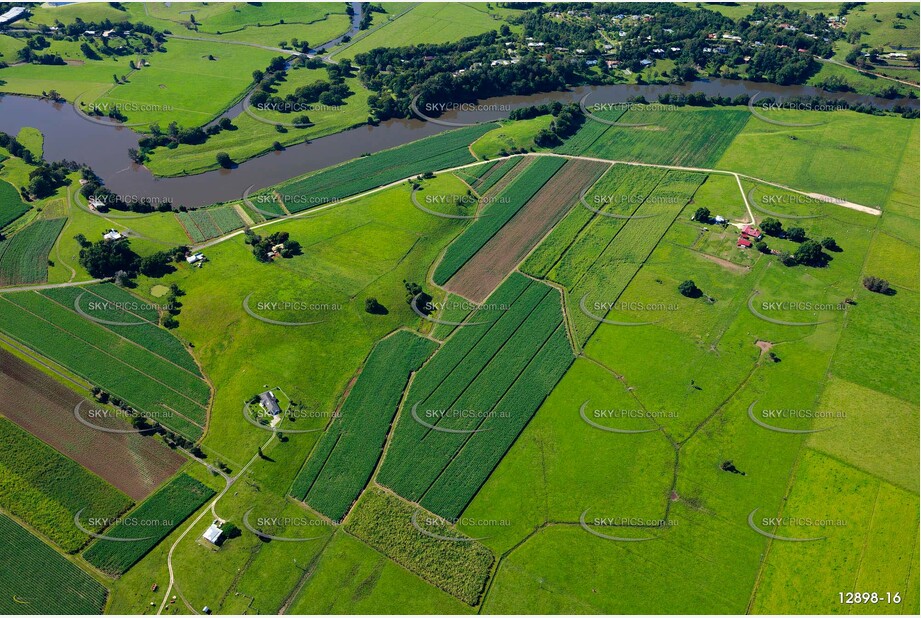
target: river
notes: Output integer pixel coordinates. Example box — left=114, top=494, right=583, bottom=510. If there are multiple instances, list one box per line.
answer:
left=0, top=77, right=915, bottom=207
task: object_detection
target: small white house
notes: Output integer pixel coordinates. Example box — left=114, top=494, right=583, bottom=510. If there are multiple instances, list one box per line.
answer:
left=186, top=252, right=205, bottom=264
left=103, top=229, right=123, bottom=241
left=88, top=197, right=105, bottom=210
left=714, top=215, right=726, bottom=224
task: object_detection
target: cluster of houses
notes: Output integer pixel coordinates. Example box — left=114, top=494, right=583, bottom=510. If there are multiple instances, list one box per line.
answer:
left=736, top=224, right=763, bottom=249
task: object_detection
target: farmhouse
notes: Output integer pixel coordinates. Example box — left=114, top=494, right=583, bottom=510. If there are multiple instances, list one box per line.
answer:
left=741, top=225, right=762, bottom=240
left=737, top=237, right=752, bottom=248
left=259, top=390, right=281, bottom=415
left=202, top=521, right=223, bottom=546
left=88, top=197, right=105, bottom=211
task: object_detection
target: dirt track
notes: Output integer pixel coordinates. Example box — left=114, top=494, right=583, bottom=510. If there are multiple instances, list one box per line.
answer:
left=445, top=159, right=609, bottom=302
left=0, top=348, right=184, bottom=500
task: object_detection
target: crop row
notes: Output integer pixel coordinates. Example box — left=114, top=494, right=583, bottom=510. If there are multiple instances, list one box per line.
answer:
left=420, top=324, right=573, bottom=517
left=554, top=114, right=612, bottom=156
left=453, top=160, right=495, bottom=186
left=0, top=217, right=65, bottom=286
left=0, top=295, right=207, bottom=440
left=379, top=275, right=569, bottom=518
left=290, top=331, right=437, bottom=522
left=567, top=171, right=706, bottom=345
left=83, top=473, right=214, bottom=575
left=432, top=156, right=565, bottom=284
left=42, top=284, right=202, bottom=375
left=207, top=205, right=245, bottom=234
left=472, top=156, right=520, bottom=194
left=344, top=487, right=493, bottom=606
left=0, top=178, right=30, bottom=229
left=277, top=124, right=494, bottom=211
left=6, top=292, right=209, bottom=409
left=389, top=292, right=563, bottom=507
left=549, top=165, right=667, bottom=288
left=0, top=514, right=108, bottom=615
left=0, top=418, right=133, bottom=553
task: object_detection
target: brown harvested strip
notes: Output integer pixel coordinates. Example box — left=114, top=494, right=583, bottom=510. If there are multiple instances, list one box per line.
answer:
left=445, top=159, right=609, bottom=303
left=0, top=348, right=185, bottom=500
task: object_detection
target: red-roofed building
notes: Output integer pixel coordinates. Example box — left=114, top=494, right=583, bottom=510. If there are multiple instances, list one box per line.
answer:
left=741, top=225, right=762, bottom=240
left=737, top=237, right=752, bottom=248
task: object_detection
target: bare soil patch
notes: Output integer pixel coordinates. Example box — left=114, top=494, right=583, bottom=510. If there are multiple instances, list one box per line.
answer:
left=446, top=159, right=608, bottom=302
left=0, top=348, right=184, bottom=500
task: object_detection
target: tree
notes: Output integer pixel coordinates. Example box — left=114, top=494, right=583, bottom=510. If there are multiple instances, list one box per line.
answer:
left=820, top=237, right=839, bottom=251
left=365, top=297, right=386, bottom=315
left=678, top=279, right=701, bottom=298
left=753, top=240, right=768, bottom=253
left=161, top=315, right=178, bottom=329
left=139, top=250, right=174, bottom=277
left=793, top=239, right=824, bottom=266
left=862, top=276, right=890, bottom=294
left=761, top=217, right=782, bottom=236
left=79, top=239, right=139, bottom=279
left=786, top=226, right=807, bottom=242
left=74, top=233, right=90, bottom=248
left=216, top=152, right=232, bottom=168
left=693, top=207, right=711, bottom=222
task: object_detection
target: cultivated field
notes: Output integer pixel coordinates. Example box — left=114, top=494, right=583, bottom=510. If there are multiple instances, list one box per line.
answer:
left=0, top=348, right=185, bottom=500
left=83, top=473, right=214, bottom=575
left=379, top=273, right=574, bottom=518
left=345, top=487, right=494, bottom=606
left=433, top=156, right=565, bottom=287
left=0, top=417, right=133, bottom=553
left=0, top=288, right=209, bottom=440
left=291, top=330, right=437, bottom=522
left=176, top=204, right=245, bottom=242
left=0, top=178, right=30, bottom=229
left=277, top=123, right=494, bottom=208
left=0, top=218, right=65, bottom=286
left=0, top=514, right=108, bottom=615
left=445, top=158, right=608, bottom=302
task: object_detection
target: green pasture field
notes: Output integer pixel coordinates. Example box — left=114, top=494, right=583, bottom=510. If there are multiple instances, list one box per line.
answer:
left=90, top=38, right=277, bottom=128
left=277, top=123, right=493, bottom=208
left=333, top=3, right=516, bottom=60
left=808, top=377, right=918, bottom=493
left=46, top=188, right=190, bottom=284
left=0, top=33, right=25, bottom=62
left=83, top=473, right=214, bottom=575
left=750, top=449, right=919, bottom=614
left=808, top=60, right=917, bottom=98
left=285, top=531, right=474, bottom=614
left=144, top=71, right=372, bottom=177
left=433, top=156, right=565, bottom=284
left=345, top=487, right=494, bottom=605
left=575, top=106, right=749, bottom=168
left=0, top=217, right=65, bottom=286
left=430, top=293, right=474, bottom=341
left=0, top=291, right=209, bottom=440
left=460, top=357, right=676, bottom=555
left=0, top=418, right=133, bottom=554
left=0, top=59, right=120, bottom=102
left=144, top=175, right=471, bottom=465
left=0, top=178, right=30, bottom=230
left=379, top=274, right=574, bottom=518
left=15, top=127, right=43, bottom=159
left=718, top=111, right=919, bottom=208
left=843, top=3, right=920, bottom=50
left=864, top=230, right=919, bottom=290
left=291, top=330, right=437, bottom=522
left=470, top=116, right=554, bottom=159
left=0, top=514, right=108, bottom=615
